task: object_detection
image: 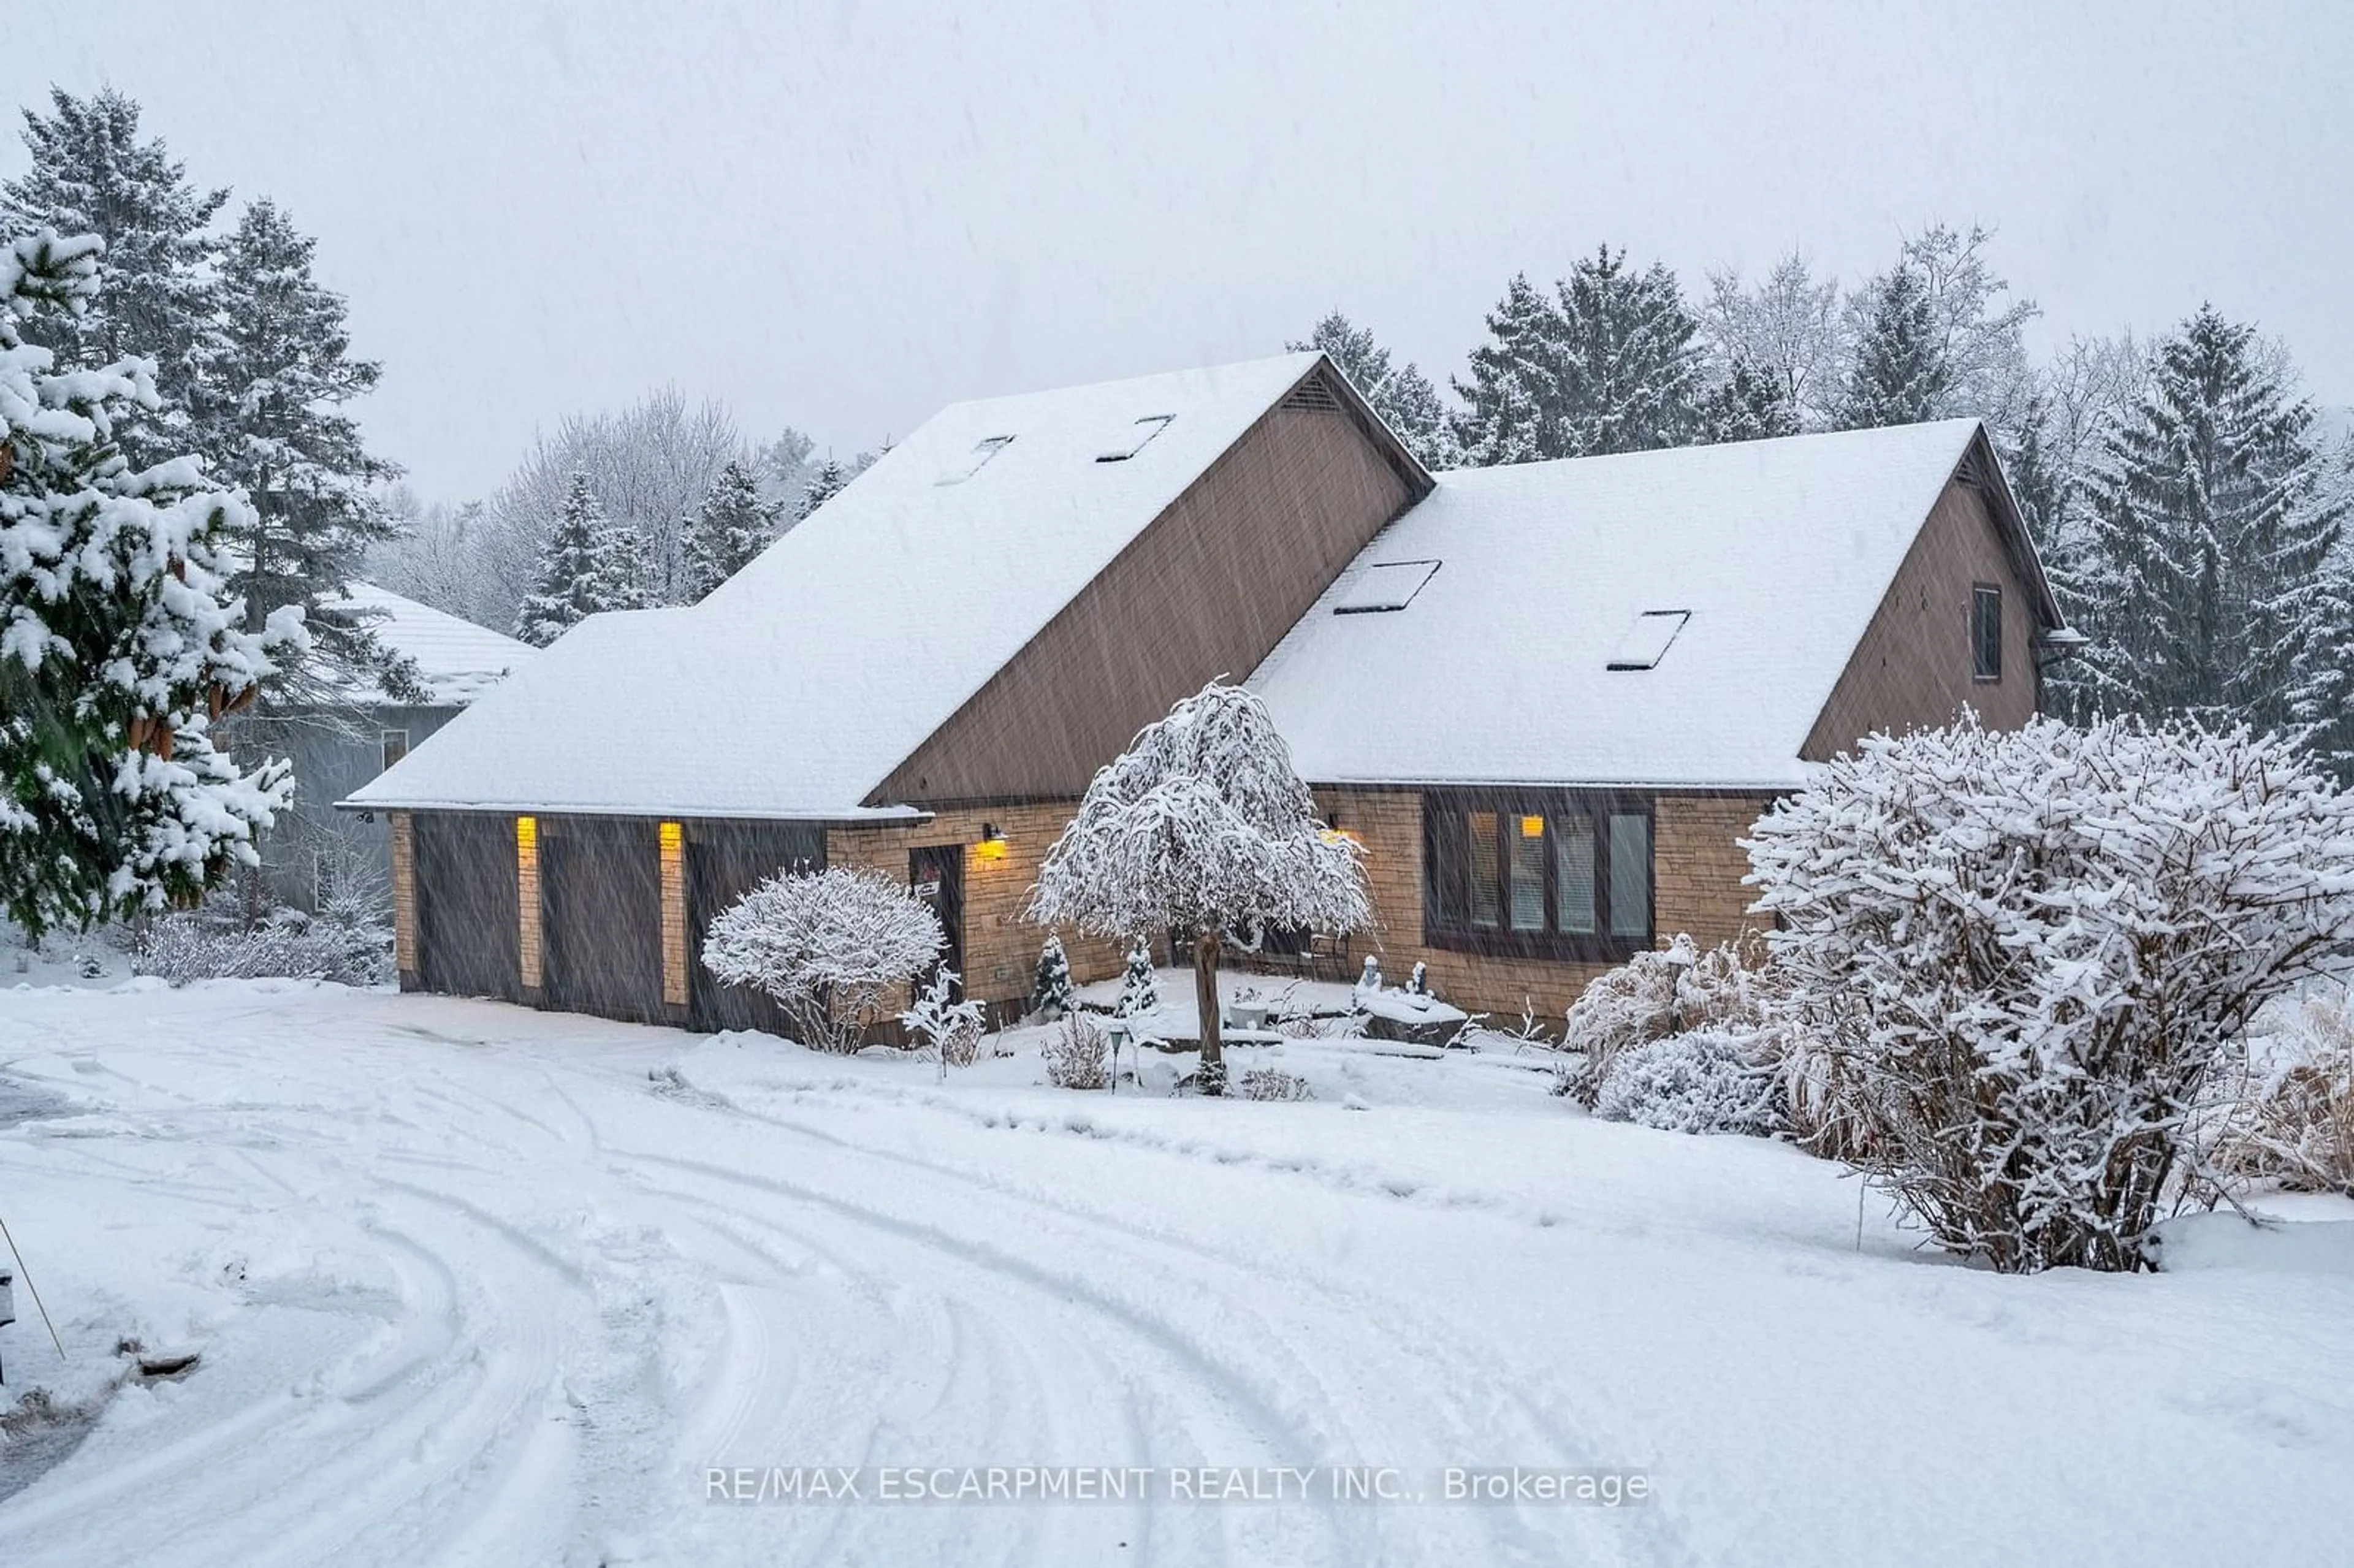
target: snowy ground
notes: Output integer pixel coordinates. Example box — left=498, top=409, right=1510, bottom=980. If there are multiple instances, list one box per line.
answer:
left=0, top=980, right=2348, bottom=1566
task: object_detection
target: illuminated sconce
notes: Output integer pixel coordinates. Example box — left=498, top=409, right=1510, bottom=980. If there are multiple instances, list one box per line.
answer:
left=974, top=822, right=1009, bottom=861
left=1319, top=812, right=1365, bottom=851
left=658, top=820, right=684, bottom=853
left=516, top=815, right=538, bottom=864
left=1519, top=814, right=1545, bottom=839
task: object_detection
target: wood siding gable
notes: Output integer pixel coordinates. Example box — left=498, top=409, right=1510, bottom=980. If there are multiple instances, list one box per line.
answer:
left=870, top=363, right=1430, bottom=805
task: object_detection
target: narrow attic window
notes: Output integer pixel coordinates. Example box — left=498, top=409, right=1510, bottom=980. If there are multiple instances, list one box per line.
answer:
left=1096, top=414, right=1173, bottom=462
left=1605, top=610, right=1690, bottom=670
left=1333, top=560, right=1440, bottom=614
left=937, top=434, right=1015, bottom=485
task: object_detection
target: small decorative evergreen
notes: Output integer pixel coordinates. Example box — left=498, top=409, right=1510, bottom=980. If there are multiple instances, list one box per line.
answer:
left=1404, top=961, right=1430, bottom=997
left=1116, top=939, right=1159, bottom=1018
left=1029, top=933, right=1073, bottom=1021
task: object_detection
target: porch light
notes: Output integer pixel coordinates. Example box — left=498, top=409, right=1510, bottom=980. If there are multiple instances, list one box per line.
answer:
left=1319, top=813, right=1365, bottom=850
left=516, top=815, right=538, bottom=862
left=975, top=823, right=1008, bottom=861
left=1519, top=814, right=1545, bottom=839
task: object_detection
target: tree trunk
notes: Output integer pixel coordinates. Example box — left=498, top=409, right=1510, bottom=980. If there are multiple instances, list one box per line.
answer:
left=1192, top=927, right=1224, bottom=1097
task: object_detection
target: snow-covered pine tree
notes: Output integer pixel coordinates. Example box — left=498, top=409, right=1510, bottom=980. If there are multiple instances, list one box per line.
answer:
left=1029, top=932, right=1074, bottom=1021
left=1837, top=262, right=1951, bottom=428
left=1, top=88, right=225, bottom=469
left=679, top=459, right=780, bottom=601
left=2067, top=307, right=2351, bottom=753
left=1029, top=682, right=1368, bottom=1094
left=1117, top=939, right=1159, bottom=1018
left=195, top=199, right=415, bottom=702
left=1449, top=273, right=1561, bottom=466
left=1550, top=245, right=1707, bottom=456
left=2, top=227, right=300, bottom=936
left=1287, top=311, right=1458, bottom=470
left=514, top=476, right=648, bottom=646
left=1697, top=356, right=1800, bottom=444
left=794, top=455, right=852, bottom=523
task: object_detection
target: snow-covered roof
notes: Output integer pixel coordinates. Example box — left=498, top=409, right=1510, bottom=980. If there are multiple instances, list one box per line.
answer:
left=333, top=582, right=534, bottom=706
left=1248, top=419, right=1996, bottom=791
left=347, top=353, right=1328, bottom=819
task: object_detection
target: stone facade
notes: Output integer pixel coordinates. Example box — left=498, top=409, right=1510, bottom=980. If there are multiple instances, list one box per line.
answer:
left=1312, top=786, right=1778, bottom=1029
left=825, top=799, right=1127, bottom=1014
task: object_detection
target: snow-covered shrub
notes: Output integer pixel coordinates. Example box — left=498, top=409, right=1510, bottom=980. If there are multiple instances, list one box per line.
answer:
left=132, top=905, right=391, bottom=988
left=2207, top=985, right=2354, bottom=1197
left=1029, top=681, right=1369, bottom=1094
left=1748, top=717, right=2354, bottom=1274
left=1355, top=954, right=1382, bottom=994
left=1404, top=961, right=1430, bottom=998
left=901, top=967, right=987, bottom=1072
left=1236, top=1066, right=1312, bottom=1102
left=1561, top=934, right=1770, bottom=1107
left=1116, top=940, right=1159, bottom=1018
left=702, top=866, right=944, bottom=1052
left=1042, top=1013, right=1110, bottom=1090
left=1029, top=934, right=1073, bottom=1021
left=1593, top=1027, right=1787, bottom=1136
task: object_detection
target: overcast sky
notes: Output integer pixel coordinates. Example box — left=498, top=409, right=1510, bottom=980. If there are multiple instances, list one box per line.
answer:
left=10, top=1, right=2351, bottom=500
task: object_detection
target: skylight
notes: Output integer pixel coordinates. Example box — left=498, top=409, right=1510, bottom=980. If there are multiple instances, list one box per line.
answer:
left=1333, top=560, right=1440, bottom=614
left=1095, top=414, right=1173, bottom=462
left=937, top=434, right=1015, bottom=484
left=1606, top=610, right=1691, bottom=670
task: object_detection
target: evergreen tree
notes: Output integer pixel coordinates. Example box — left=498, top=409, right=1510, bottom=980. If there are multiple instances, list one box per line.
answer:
left=1029, top=933, right=1073, bottom=1021
left=2066, top=307, right=2350, bottom=754
left=2, top=228, right=298, bottom=935
left=1287, top=310, right=1457, bottom=470
left=1697, top=356, right=1800, bottom=444
left=794, top=455, right=851, bottom=523
left=1452, top=249, right=1706, bottom=464
left=514, top=477, right=648, bottom=646
left=1, top=88, right=227, bottom=468
left=679, top=459, right=780, bottom=601
left=195, top=198, right=413, bottom=699
left=1837, top=263, right=1951, bottom=428
left=1116, top=939, right=1159, bottom=1018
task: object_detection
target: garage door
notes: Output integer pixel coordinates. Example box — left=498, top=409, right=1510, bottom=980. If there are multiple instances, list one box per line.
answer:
left=687, top=823, right=823, bottom=1035
left=541, top=817, right=664, bottom=1024
left=415, top=813, right=520, bottom=1000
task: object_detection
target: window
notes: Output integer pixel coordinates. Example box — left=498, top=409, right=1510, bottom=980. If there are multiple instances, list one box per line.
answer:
left=1973, top=584, right=2003, bottom=682
left=1333, top=560, right=1441, bottom=614
left=937, top=435, right=1014, bottom=484
left=1095, top=414, right=1173, bottom=462
left=380, top=729, right=409, bottom=771
left=1605, top=610, right=1691, bottom=671
left=1425, top=793, right=1653, bottom=958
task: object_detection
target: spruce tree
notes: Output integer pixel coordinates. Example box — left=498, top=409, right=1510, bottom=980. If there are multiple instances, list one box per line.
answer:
left=1029, top=933, right=1074, bottom=1021
left=2, top=228, right=297, bottom=935
left=1, top=88, right=226, bottom=468
left=1287, top=310, right=1457, bottom=470
left=1449, top=273, right=1560, bottom=466
left=1837, top=263, right=1951, bottom=428
left=1116, top=939, right=1159, bottom=1018
left=2068, top=306, right=2350, bottom=750
left=1697, top=357, right=1800, bottom=444
left=680, top=459, right=780, bottom=601
left=794, top=455, right=851, bottom=523
left=515, top=477, right=648, bottom=646
left=196, top=199, right=413, bottom=700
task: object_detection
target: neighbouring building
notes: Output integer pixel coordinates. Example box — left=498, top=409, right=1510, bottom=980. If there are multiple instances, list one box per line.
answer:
left=269, top=582, right=534, bottom=913
left=345, top=351, right=2067, bottom=1030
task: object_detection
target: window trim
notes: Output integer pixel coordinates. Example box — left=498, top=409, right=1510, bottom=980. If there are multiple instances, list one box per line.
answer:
left=1971, top=582, right=2003, bottom=683
left=1422, top=790, right=1655, bottom=961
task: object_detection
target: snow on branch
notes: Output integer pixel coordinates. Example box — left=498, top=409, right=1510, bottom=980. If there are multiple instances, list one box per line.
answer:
left=701, top=866, right=944, bottom=1052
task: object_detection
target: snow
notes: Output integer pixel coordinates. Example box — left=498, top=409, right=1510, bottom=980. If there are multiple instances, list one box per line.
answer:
left=349, top=354, right=1328, bottom=820
left=2, top=980, right=2350, bottom=1565
left=1252, top=419, right=2005, bottom=790
left=326, top=582, right=533, bottom=706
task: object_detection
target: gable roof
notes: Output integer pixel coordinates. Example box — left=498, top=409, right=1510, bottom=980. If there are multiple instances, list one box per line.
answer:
left=332, top=582, right=535, bottom=706
left=1249, top=418, right=2044, bottom=792
left=346, top=352, right=1347, bottom=820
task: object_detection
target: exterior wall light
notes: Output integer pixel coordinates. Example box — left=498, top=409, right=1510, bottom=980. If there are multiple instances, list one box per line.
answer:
left=975, top=823, right=1009, bottom=861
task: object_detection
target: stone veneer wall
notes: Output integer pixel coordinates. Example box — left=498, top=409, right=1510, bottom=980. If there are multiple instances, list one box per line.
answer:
left=1314, top=786, right=1778, bottom=1028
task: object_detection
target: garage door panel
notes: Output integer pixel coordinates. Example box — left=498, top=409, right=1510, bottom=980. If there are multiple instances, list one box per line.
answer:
left=415, top=814, right=519, bottom=1000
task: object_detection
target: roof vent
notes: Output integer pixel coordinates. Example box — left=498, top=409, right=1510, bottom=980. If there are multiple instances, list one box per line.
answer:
left=1283, top=374, right=1342, bottom=413
left=1333, top=560, right=1439, bottom=614
left=1606, top=610, right=1691, bottom=670
left=937, top=435, right=1014, bottom=485
left=1096, top=414, right=1173, bottom=463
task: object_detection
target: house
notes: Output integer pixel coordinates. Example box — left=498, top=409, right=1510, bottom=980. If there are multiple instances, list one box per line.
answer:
left=343, top=351, right=2066, bottom=1029
left=270, top=582, right=534, bottom=913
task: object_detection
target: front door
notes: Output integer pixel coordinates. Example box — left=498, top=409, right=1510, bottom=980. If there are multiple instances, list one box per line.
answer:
left=908, top=845, right=964, bottom=996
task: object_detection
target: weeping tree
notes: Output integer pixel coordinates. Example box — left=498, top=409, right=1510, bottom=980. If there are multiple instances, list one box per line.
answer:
left=1029, top=682, right=1369, bottom=1094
